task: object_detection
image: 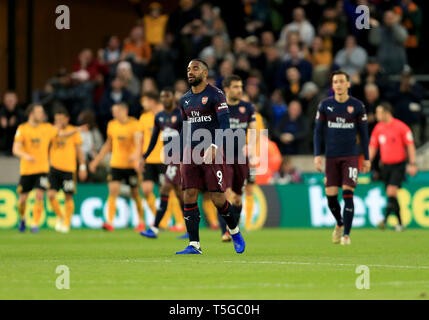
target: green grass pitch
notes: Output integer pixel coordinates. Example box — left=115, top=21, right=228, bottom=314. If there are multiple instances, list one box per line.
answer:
left=1, top=228, right=428, bottom=300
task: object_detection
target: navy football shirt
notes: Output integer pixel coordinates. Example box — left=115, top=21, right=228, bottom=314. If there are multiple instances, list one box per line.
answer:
left=314, top=96, right=369, bottom=159
left=227, top=100, right=256, bottom=159
left=179, top=83, right=229, bottom=149
left=143, top=107, right=183, bottom=161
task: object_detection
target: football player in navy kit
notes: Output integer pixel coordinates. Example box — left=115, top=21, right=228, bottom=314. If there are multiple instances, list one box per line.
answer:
left=140, top=87, right=185, bottom=239
left=314, top=70, right=370, bottom=245
left=176, top=59, right=245, bottom=254
left=217, top=75, right=257, bottom=242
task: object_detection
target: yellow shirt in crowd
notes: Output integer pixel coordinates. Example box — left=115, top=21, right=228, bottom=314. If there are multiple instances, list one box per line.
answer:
left=14, top=122, right=58, bottom=175
left=139, top=111, right=163, bottom=164
left=49, top=125, right=82, bottom=173
left=107, top=117, right=141, bottom=169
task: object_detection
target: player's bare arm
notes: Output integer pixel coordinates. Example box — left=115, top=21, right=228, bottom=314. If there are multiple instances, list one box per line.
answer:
left=406, top=143, right=417, bottom=176
left=89, top=137, right=112, bottom=172
left=76, top=144, right=88, bottom=181
left=131, top=132, right=143, bottom=173
left=12, top=141, right=35, bottom=162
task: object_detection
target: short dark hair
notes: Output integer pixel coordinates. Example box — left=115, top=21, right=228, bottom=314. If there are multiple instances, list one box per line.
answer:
left=25, top=103, right=44, bottom=117
left=378, top=101, right=393, bottom=114
left=161, top=86, right=175, bottom=94
left=190, top=58, right=209, bottom=71
left=114, top=102, right=129, bottom=109
left=53, top=105, right=69, bottom=117
left=222, top=74, right=242, bottom=89
left=142, top=90, right=159, bottom=102
left=331, top=70, right=350, bottom=81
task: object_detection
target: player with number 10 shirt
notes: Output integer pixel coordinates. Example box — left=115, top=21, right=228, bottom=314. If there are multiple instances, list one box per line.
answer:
left=313, top=70, right=370, bottom=245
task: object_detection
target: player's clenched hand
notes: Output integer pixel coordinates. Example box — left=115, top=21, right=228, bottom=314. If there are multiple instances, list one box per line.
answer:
left=89, top=160, right=98, bottom=173
left=314, top=156, right=323, bottom=172
left=361, top=160, right=371, bottom=174
left=203, top=145, right=217, bottom=164
left=79, top=168, right=88, bottom=181
left=24, top=154, right=35, bottom=162
left=407, top=163, right=418, bottom=177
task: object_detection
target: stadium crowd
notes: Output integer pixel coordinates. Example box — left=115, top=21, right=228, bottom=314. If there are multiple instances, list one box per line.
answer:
left=0, top=0, right=425, bottom=182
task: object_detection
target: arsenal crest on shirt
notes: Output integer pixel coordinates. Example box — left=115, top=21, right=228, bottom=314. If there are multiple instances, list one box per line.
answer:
left=202, top=97, right=208, bottom=104
left=239, top=106, right=246, bottom=114
left=347, top=106, right=354, bottom=114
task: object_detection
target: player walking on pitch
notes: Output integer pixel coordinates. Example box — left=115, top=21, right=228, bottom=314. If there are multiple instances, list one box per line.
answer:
left=13, top=104, right=83, bottom=232
left=140, top=87, right=186, bottom=238
left=176, top=59, right=245, bottom=254
left=220, top=75, right=258, bottom=240
left=313, top=70, right=370, bottom=245
left=369, top=102, right=417, bottom=231
left=47, top=107, right=87, bottom=233
left=89, top=103, right=145, bottom=232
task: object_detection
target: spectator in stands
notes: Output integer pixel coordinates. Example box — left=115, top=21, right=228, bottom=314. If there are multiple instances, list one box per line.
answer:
left=77, top=110, right=104, bottom=162
left=273, top=100, right=310, bottom=155
left=235, top=56, right=251, bottom=82
left=304, top=35, right=332, bottom=88
left=270, top=89, right=287, bottom=127
left=0, top=91, right=25, bottom=155
left=369, top=10, right=408, bottom=75
left=201, top=2, right=220, bottom=32
left=143, top=2, right=168, bottom=47
left=244, top=36, right=266, bottom=71
left=142, top=77, right=159, bottom=95
left=334, top=35, right=367, bottom=81
left=242, top=0, right=271, bottom=35
left=167, top=0, right=200, bottom=38
left=299, top=81, right=323, bottom=120
left=150, top=33, right=179, bottom=88
left=385, top=66, right=424, bottom=146
left=200, top=35, right=234, bottom=67
left=263, top=46, right=282, bottom=94
left=362, top=83, right=381, bottom=133
left=73, top=48, right=109, bottom=103
left=317, top=5, right=348, bottom=55
left=270, top=156, right=303, bottom=184
left=99, top=35, right=122, bottom=68
left=215, top=59, right=234, bottom=89
left=245, top=77, right=272, bottom=127
left=174, top=79, right=188, bottom=104
left=211, top=17, right=230, bottom=43
left=97, top=77, right=134, bottom=135
left=352, top=57, right=389, bottom=99
left=116, top=61, right=141, bottom=96
left=279, top=7, right=315, bottom=48
left=393, top=0, right=422, bottom=69
left=53, top=69, right=96, bottom=124
left=283, top=67, right=303, bottom=103
left=121, top=25, right=152, bottom=71
left=181, top=19, right=211, bottom=59
left=261, top=31, right=275, bottom=52
left=233, top=37, right=247, bottom=57
left=276, top=44, right=312, bottom=88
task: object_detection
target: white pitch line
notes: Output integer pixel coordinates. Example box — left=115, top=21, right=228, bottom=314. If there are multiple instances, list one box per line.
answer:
left=222, top=260, right=429, bottom=270
left=36, top=258, right=429, bottom=271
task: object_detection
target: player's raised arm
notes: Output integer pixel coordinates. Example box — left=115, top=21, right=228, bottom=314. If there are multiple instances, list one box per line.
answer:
left=357, top=103, right=371, bottom=173
left=313, top=102, right=326, bottom=172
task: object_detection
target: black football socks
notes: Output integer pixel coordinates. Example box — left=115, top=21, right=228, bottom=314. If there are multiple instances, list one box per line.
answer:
left=343, top=190, right=355, bottom=236
left=327, top=195, right=344, bottom=226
